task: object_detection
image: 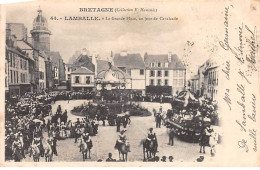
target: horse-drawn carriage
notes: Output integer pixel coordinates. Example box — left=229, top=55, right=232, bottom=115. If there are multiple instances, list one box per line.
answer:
left=165, top=115, right=204, bottom=142
left=165, top=90, right=206, bottom=142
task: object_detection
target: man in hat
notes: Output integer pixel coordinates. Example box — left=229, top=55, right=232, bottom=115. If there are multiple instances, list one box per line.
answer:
left=12, top=134, right=23, bottom=159
left=115, top=130, right=131, bottom=152
left=116, top=117, right=121, bottom=132
left=31, top=133, right=44, bottom=157
left=146, top=128, right=158, bottom=152
left=74, top=125, right=82, bottom=143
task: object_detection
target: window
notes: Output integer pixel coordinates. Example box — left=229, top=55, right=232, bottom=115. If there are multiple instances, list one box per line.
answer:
left=86, top=76, right=91, bottom=84
left=140, top=69, right=144, bottom=75
left=75, top=76, right=80, bottom=83
left=16, top=71, right=18, bottom=83
left=157, top=79, right=161, bottom=86
left=150, top=79, right=154, bottom=86
left=165, top=79, right=168, bottom=86
left=5, top=77, right=7, bottom=87
left=165, top=71, right=168, bottom=77
left=157, top=71, right=161, bottom=77
left=173, top=70, right=178, bottom=77
left=158, top=62, right=161, bottom=67
left=165, top=62, right=169, bottom=68
left=21, top=73, right=23, bottom=83
left=178, top=70, right=184, bottom=77
left=11, top=71, right=13, bottom=83
left=150, top=70, right=154, bottom=77
left=150, top=63, right=155, bottom=67
left=20, top=58, right=23, bottom=69
left=39, top=72, right=44, bottom=80
left=178, top=79, right=184, bottom=86
left=13, top=71, right=15, bottom=83
left=173, top=79, right=178, bottom=85
left=24, top=61, right=27, bottom=70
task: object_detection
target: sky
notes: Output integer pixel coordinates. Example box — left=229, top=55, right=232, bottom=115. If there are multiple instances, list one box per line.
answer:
left=4, top=0, right=259, bottom=75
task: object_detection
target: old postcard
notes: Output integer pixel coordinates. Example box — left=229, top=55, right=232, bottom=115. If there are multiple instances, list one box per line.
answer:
left=0, top=0, right=259, bottom=167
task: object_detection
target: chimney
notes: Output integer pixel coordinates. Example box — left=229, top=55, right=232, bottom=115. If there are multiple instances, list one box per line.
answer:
left=12, top=35, right=17, bottom=47
left=144, top=52, right=148, bottom=61
left=81, top=48, right=88, bottom=55
left=120, top=50, right=127, bottom=57
left=168, top=51, right=172, bottom=62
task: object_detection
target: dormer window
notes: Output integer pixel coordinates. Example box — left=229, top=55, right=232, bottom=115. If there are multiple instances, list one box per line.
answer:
left=158, top=62, right=161, bottom=67
left=165, top=62, right=169, bottom=67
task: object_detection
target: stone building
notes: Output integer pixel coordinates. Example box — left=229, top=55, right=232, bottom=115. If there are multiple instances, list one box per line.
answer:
left=144, top=52, right=186, bottom=96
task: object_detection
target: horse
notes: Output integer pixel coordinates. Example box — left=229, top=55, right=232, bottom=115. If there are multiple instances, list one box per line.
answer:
left=44, top=141, right=53, bottom=162
left=78, top=138, right=92, bottom=161
left=140, top=139, right=157, bottom=161
left=28, top=145, right=41, bottom=162
left=12, top=147, right=23, bottom=162
left=209, top=131, right=219, bottom=156
left=116, top=142, right=129, bottom=162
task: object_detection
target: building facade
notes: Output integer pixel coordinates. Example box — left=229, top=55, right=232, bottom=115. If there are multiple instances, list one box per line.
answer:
left=189, top=75, right=199, bottom=96
left=6, top=30, right=32, bottom=97
left=144, top=52, right=186, bottom=96
left=202, top=58, right=219, bottom=100
left=113, top=52, right=146, bottom=92
left=71, top=67, right=95, bottom=92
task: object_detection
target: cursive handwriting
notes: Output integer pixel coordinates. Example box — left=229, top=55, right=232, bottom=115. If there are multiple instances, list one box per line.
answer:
left=236, top=84, right=247, bottom=132
left=223, top=88, right=231, bottom=110
left=249, top=129, right=257, bottom=152
left=234, top=24, right=244, bottom=59
left=248, top=94, right=256, bottom=122
left=222, top=60, right=230, bottom=80
left=219, top=7, right=244, bottom=64
left=245, top=25, right=258, bottom=72
left=238, top=139, right=249, bottom=152
left=238, top=69, right=251, bottom=84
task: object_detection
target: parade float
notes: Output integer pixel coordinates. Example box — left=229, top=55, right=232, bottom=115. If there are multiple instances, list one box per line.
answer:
left=165, top=90, right=218, bottom=142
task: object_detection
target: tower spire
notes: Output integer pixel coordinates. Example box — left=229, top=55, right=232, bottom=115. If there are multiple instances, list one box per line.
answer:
left=38, top=6, right=42, bottom=15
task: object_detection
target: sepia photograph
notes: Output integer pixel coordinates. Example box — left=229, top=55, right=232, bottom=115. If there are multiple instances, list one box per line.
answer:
left=0, top=0, right=259, bottom=167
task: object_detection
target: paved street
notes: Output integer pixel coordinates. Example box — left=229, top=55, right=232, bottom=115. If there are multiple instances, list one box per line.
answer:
left=24, top=100, right=215, bottom=162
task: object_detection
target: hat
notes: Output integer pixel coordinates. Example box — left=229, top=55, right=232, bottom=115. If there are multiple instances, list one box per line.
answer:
left=120, top=130, right=126, bottom=134
left=148, top=128, right=153, bottom=131
left=161, top=156, right=167, bottom=161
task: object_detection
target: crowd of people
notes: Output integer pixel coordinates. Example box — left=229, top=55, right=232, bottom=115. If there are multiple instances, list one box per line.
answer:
left=5, top=88, right=219, bottom=162
left=5, top=92, right=53, bottom=161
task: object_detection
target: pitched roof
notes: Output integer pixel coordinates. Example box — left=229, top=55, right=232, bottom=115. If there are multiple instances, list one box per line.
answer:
left=97, top=60, right=109, bottom=73
left=73, top=54, right=95, bottom=72
left=17, top=40, right=32, bottom=50
left=144, top=54, right=185, bottom=69
left=96, top=61, right=131, bottom=79
left=113, top=53, right=145, bottom=69
left=71, top=67, right=94, bottom=74
left=50, top=51, right=63, bottom=65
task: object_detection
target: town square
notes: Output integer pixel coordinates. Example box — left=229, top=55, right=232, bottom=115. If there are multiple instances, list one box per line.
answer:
left=5, top=6, right=221, bottom=163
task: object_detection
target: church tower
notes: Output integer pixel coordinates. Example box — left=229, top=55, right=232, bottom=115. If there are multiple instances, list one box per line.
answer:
left=30, top=8, right=51, bottom=56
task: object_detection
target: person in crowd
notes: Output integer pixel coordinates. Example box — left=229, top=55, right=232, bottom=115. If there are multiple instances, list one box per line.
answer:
left=169, top=128, right=175, bottom=146
left=146, top=128, right=158, bottom=152
left=169, top=156, right=174, bottom=162
left=74, top=125, right=82, bottom=143
left=115, top=130, right=131, bottom=152
left=116, top=117, right=121, bottom=132
left=161, top=156, right=167, bottom=162
left=106, top=153, right=116, bottom=162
